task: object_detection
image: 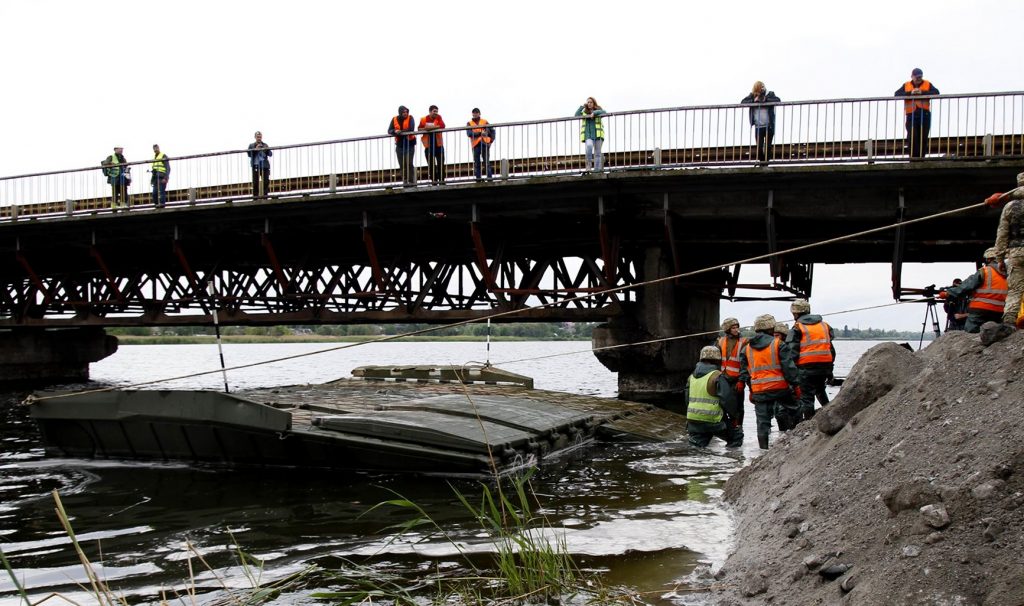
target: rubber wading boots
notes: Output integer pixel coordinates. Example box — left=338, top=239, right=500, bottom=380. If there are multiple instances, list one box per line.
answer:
left=758, top=434, right=770, bottom=450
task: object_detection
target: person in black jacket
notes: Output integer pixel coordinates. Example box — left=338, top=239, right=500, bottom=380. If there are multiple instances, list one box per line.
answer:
left=741, top=81, right=781, bottom=164
left=247, top=132, right=272, bottom=197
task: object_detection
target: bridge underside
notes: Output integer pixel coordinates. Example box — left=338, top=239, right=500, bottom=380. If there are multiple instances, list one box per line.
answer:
left=0, top=161, right=1014, bottom=396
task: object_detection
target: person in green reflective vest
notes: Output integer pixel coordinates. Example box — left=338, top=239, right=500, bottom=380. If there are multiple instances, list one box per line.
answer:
left=150, top=144, right=170, bottom=207
left=685, top=345, right=743, bottom=448
left=575, top=97, right=606, bottom=172
left=101, top=146, right=130, bottom=209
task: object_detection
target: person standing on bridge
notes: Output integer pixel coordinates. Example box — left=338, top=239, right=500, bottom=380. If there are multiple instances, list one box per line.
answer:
left=785, top=299, right=835, bottom=422
left=247, top=131, right=272, bottom=197
left=419, top=105, right=446, bottom=185
left=101, top=146, right=130, bottom=210
left=685, top=346, right=743, bottom=448
left=739, top=313, right=800, bottom=449
left=895, top=68, right=940, bottom=159
left=388, top=106, right=417, bottom=187
left=741, top=81, right=780, bottom=164
left=716, top=317, right=747, bottom=436
left=939, top=248, right=1007, bottom=333
left=150, top=144, right=170, bottom=208
left=467, top=108, right=495, bottom=181
left=575, top=97, right=606, bottom=172
left=986, top=172, right=1024, bottom=328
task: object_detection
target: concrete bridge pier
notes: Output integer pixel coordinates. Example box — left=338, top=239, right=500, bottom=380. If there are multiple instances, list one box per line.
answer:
left=592, top=247, right=719, bottom=411
left=0, top=328, right=118, bottom=384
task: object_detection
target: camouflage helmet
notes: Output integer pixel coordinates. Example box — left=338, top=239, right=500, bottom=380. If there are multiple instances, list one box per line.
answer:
left=774, top=322, right=790, bottom=334
left=721, top=317, right=740, bottom=331
left=699, top=345, right=722, bottom=361
left=753, top=314, right=777, bottom=331
left=984, top=247, right=999, bottom=260
left=790, top=298, right=811, bottom=314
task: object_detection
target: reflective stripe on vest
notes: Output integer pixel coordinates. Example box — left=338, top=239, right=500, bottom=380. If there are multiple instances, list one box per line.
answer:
left=107, top=155, right=121, bottom=179
left=796, top=321, right=834, bottom=366
left=903, top=80, right=933, bottom=114
left=717, top=335, right=747, bottom=378
left=468, top=118, right=492, bottom=147
left=968, top=265, right=1007, bottom=312
left=745, top=340, right=789, bottom=393
left=392, top=116, right=415, bottom=143
left=686, top=371, right=723, bottom=423
left=579, top=114, right=604, bottom=142
left=152, top=152, right=168, bottom=174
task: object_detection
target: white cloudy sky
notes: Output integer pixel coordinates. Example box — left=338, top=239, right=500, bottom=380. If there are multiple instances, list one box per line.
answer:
left=2, top=0, right=1021, bottom=330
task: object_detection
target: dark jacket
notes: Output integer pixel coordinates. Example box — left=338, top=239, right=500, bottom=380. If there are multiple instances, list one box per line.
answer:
left=738, top=332, right=799, bottom=403
left=741, top=91, right=781, bottom=129
left=686, top=361, right=740, bottom=420
left=388, top=115, right=417, bottom=149
left=785, top=314, right=836, bottom=376
left=247, top=142, right=272, bottom=169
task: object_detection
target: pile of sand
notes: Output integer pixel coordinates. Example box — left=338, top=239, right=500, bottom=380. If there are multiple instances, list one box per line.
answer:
left=703, top=329, right=1024, bottom=605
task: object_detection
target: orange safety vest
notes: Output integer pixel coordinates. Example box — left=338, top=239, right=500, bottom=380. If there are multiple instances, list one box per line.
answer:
left=903, top=80, right=933, bottom=114
left=717, top=335, right=747, bottom=379
left=468, top=118, right=492, bottom=147
left=968, top=265, right=1007, bottom=313
left=392, top=116, right=415, bottom=143
left=744, top=339, right=789, bottom=394
left=794, top=321, right=834, bottom=366
left=419, top=116, right=444, bottom=148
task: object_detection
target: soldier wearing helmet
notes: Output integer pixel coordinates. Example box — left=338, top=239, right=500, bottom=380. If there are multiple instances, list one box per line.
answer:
left=986, top=171, right=1024, bottom=328
left=685, top=345, right=743, bottom=448
left=773, top=322, right=789, bottom=340
left=785, top=299, right=836, bottom=422
left=940, top=248, right=1007, bottom=333
left=738, top=313, right=800, bottom=449
left=716, top=317, right=748, bottom=434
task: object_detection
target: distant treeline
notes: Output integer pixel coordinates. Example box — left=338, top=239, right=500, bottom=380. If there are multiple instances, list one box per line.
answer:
left=108, top=322, right=931, bottom=341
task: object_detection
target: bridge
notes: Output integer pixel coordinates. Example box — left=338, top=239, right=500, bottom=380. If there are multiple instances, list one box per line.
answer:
left=1, top=92, right=1021, bottom=399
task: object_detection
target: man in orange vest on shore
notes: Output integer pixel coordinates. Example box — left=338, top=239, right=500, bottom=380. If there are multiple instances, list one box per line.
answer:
left=467, top=108, right=495, bottom=181
left=387, top=105, right=417, bottom=187
left=717, top=317, right=747, bottom=441
left=894, top=68, right=940, bottom=159
left=785, top=299, right=836, bottom=422
left=939, top=248, right=1007, bottom=332
left=739, top=313, right=800, bottom=450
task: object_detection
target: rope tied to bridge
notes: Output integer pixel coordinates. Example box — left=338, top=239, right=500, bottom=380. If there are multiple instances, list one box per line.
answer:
left=25, top=197, right=989, bottom=403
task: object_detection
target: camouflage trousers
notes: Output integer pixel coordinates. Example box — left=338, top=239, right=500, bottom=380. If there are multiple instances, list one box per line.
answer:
left=1003, top=250, right=1024, bottom=325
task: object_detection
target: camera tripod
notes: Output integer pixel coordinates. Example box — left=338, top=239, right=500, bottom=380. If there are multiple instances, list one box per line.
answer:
left=919, top=295, right=942, bottom=350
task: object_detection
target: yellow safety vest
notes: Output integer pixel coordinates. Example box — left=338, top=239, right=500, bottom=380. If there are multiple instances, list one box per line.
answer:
left=686, top=371, right=723, bottom=423
left=152, top=152, right=168, bottom=174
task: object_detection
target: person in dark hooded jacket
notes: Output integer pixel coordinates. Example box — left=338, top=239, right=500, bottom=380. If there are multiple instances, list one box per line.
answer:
left=685, top=345, right=743, bottom=448
left=739, top=313, right=800, bottom=449
left=785, top=298, right=836, bottom=421
left=741, top=81, right=781, bottom=164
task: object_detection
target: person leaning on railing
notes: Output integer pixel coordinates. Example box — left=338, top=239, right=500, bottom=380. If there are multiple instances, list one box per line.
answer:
left=895, top=68, right=940, bottom=159
left=467, top=108, right=495, bottom=181
left=419, top=105, right=446, bottom=185
left=575, top=97, right=606, bottom=172
left=741, top=81, right=780, bottom=165
left=388, top=105, right=417, bottom=187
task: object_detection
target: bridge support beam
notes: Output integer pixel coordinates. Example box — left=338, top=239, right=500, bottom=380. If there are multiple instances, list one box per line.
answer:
left=592, top=247, right=719, bottom=411
left=0, top=328, right=118, bottom=384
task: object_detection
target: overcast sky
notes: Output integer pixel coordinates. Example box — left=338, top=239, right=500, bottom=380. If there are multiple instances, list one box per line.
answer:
left=2, top=0, right=1021, bottom=331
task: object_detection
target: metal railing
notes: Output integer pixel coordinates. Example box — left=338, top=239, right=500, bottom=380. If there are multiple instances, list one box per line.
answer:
left=2, top=91, right=1022, bottom=221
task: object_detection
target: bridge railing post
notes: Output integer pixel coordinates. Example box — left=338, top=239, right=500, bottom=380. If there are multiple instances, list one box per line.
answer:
left=864, top=139, right=874, bottom=164
left=10, top=204, right=18, bottom=222
left=983, top=133, right=994, bottom=157
left=500, top=158, right=509, bottom=180
left=188, top=188, right=197, bottom=206
left=65, top=199, right=74, bottom=217
left=329, top=173, right=338, bottom=194
left=653, top=148, right=662, bottom=167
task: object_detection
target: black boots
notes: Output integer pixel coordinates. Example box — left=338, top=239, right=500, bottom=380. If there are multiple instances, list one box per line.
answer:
left=758, top=434, right=770, bottom=450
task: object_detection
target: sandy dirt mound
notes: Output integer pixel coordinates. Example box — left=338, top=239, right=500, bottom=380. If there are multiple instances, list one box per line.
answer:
left=705, top=330, right=1024, bottom=605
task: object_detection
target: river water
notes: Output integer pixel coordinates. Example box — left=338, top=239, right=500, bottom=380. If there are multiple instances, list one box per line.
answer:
left=0, top=340, right=885, bottom=605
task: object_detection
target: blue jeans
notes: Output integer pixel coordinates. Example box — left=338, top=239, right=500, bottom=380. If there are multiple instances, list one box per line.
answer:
left=472, top=144, right=493, bottom=179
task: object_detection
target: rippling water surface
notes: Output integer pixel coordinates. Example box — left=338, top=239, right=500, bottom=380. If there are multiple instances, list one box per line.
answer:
left=0, top=340, right=879, bottom=604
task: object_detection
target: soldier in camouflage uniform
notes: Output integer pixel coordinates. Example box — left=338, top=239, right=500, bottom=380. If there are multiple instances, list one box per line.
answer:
left=987, top=172, right=1024, bottom=327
